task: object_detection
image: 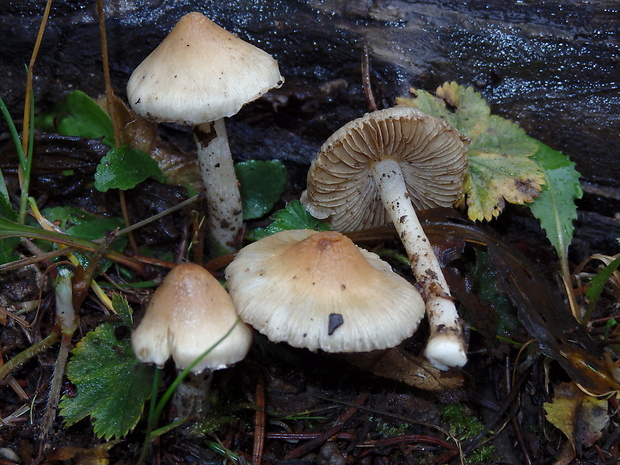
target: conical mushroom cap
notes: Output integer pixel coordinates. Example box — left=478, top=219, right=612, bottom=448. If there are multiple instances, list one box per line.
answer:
left=127, top=12, right=283, bottom=125
left=301, top=106, right=468, bottom=232
left=131, top=263, right=253, bottom=373
left=225, top=229, right=425, bottom=352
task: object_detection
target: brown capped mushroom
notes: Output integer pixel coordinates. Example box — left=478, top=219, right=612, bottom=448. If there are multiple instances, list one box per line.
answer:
left=225, top=229, right=426, bottom=353
left=127, top=12, right=284, bottom=253
left=131, top=263, right=252, bottom=373
left=300, top=106, right=469, bottom=370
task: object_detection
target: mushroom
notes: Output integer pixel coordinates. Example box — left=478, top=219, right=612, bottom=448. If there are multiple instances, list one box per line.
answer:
left=126, top=12, right=284, bottom=253
left=131, top=262, right=252, bottom=374
left=300, top=106, right=469, bottom=370
left=131, top=262, right=253, bottom=418
left=225, top=229, right=426, bottom=352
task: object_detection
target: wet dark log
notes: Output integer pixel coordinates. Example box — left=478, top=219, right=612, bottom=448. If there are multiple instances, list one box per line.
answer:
left=1, top=0, right=618, bottom=200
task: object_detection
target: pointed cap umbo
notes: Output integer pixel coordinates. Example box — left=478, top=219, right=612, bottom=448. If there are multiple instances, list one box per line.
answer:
left=225, top=229, right=425, bottom=353
left=131, top=263, right=253, bottom=373
left=126, top=12, right=284, bottom=126
left=301, top=106, right=468, bottom=232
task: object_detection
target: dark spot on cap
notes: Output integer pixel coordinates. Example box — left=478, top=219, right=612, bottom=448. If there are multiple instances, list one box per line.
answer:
left=328, top=313, right=344, bottom=335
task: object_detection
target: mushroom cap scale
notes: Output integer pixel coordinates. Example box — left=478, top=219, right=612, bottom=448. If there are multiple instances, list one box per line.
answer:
left=301, top=106, right=468, bottom=232
left=131, top=263, right=253, bottom=373
left=126, top=12, right=284, bottom=125
left=225, top=229, right=425, bottom=353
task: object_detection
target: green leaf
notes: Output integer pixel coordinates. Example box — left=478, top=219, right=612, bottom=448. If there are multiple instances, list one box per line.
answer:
left=42, top=206, right=126, bottom=245
left=35, top=90, right=115, bottom=146
left=112, top=293, right=134, bottom=327
left=527, top=141, right=582, bottom=259
left=585, top=256, right=620, bottom=316
left=398, top=82, right=544, bottom=221
left=60, top=317, right=154, bottom=439
left=247, top=200, right=330, bottom=241
left=236, top=160, right=287, bottom=220
left=94, top=145, right=166, bottom=192
left=0, top=195, right=20, bottom=264
left=41, top=206, right=128, bottom=270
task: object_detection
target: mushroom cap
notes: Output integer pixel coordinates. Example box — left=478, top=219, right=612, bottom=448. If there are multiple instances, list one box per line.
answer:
left=126, top=12, right=284, bottom=125
left=300, top=106, right=468, bottom=232
left=131, top=263, right=253, bottom=373
left=225, top=229, right=425, bottom=352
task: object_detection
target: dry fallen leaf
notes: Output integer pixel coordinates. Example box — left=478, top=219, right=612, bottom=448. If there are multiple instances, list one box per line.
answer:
left=339, top=347, right=464, bottom=392
left=544, top=381, right=610, bottom=454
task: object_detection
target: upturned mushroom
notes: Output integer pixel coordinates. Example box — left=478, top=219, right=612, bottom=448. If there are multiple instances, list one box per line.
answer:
left=131, top=262, right=253, bottom=373
left=300, top=106, right=469, bottom=370
left=225, top=229, right=426, bottom=352
left=126, top=12, right=284, bottom=253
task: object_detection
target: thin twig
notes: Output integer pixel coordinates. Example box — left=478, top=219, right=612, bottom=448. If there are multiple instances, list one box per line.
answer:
left=20, top=0, right=53, bottom=158
left=361, top=45, right=377, bottom=112
left=252, top=373, right=266, bottom=465
left=0, top=330, right=60, bottom=382
left=284, top=391, right=370, bottom=459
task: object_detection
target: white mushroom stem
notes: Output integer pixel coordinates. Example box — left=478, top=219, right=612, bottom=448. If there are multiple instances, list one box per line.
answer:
left=371, top=158, right=467, bottom=370
left=193, top=119, right=243, bottom=254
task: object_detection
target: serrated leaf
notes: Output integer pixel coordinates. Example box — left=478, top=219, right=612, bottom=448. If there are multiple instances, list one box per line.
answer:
left=236, top=159, right=287, bottom=220
left=544, top=382, right=609, bottom=450
left=94, top=145, right=166, bottom=192
left=112, top=293, right=134, bottom=327
left=247, top=200, right=330, bottom=241
left=35, top=90, right=116, bottom=146
left=527, top=141, right=582, bottom=258
left=60, top=321, right=154, bottom=439
left=398, top=82, right=544, bottom=221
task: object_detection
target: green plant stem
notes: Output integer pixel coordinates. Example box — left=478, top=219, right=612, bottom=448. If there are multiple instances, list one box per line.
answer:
left=0, top=97, right=26, bottom=167
left=136, top=368, right=162, bottom=465
left=0, top=96, right=26, bottom=208
left=0, top=330, right=60, bottom=381
left=0, top=216, right=145, bottom=274
left=18, top=94, right=35, bottom=224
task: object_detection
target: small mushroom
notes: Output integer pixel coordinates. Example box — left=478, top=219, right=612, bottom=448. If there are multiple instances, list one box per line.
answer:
left=225, top=229, right=426, bottom=353
left=127, top=12, right=284, bottom=253
left=300, top=106, right=469, bottom=370
left=131, top=263, right=253, bottom=373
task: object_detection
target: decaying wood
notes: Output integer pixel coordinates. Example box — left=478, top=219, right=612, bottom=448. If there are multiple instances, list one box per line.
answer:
left=1, top=0, right=618, bottom=189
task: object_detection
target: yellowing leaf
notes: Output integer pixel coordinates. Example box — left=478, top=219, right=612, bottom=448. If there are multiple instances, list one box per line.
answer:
left=398, top=82, right=544, bottom=221
left=543, top=382, right=609, bottom=451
